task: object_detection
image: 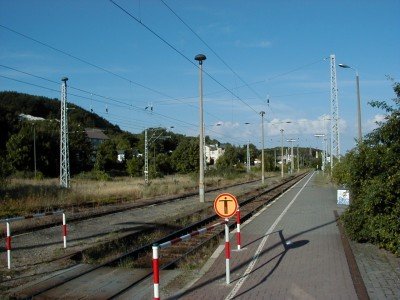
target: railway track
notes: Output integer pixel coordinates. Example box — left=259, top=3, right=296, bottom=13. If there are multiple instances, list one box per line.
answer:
left=10, top=172, right=308, bottom=299
left=1, top=178, right=261, bottom=238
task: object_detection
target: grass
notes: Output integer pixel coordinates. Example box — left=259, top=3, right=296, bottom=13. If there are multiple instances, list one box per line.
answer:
left=0, top=171, right=267, bottom=219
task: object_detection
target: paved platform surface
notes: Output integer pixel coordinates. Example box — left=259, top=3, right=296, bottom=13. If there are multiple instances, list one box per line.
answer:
left=173, top=172, right=360, bottom=299
left=350, top=241, right=399, bottom=299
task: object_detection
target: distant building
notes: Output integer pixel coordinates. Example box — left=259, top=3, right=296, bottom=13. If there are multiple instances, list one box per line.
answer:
left=85, top=128, right=109, bottom=149
left=117, top=150, right=125, bottom=162
left=18, top=113, right=46, bottom=122
left=254, top=158, right=261, bottom=165
left=205, top=144, right=225, bottom=165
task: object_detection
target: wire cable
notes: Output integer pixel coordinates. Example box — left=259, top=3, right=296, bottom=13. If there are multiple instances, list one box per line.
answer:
left=108, top=0, right=260, bottom=115
left=160, top=0, right=265, bottom=103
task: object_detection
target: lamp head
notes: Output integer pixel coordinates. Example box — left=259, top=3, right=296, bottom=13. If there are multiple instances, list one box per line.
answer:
left=195, top=54, right=207, bottom=64
left=338, top=64, right=350, bottom=69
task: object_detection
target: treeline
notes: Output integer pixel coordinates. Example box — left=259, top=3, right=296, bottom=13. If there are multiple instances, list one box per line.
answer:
left=332, top=81, right=400, bottom=255
left=0, top=91, right=320, bottom=183
left=0, top=92, right=258, bottom=180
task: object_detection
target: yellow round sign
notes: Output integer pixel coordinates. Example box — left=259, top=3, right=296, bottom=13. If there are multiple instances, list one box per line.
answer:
left=213, top=193, right=238, bottom=219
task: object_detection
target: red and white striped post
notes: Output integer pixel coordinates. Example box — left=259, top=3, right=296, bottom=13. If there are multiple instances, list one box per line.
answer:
left=62, top=213, right=67, bottom=248
left=151, top=221, right=226, bottom=299
left=236, top=208, right=241, bottom=250
left=225, top=218, right=230, bottom=284
left=6, top=222, right=11, bottom=269
left=152, top=244, right=160, bottom=300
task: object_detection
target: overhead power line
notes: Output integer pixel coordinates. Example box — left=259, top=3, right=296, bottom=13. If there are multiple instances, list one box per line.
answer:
left=108, top=0, right=259, bottom=114
left=0, top=64, right=223, bottom=122
left=0, top=74, right=199, bottom=128
left=0, top=24, right=193, bottom=104
left=160, top=0, right=265, bottom=103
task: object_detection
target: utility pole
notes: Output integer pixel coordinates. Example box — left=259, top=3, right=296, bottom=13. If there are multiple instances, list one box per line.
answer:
left=246, top=140, right=250, bottom=172
left=260, top=111, right=265, bottom=184
left=195, top=54, right=206, bottom=203
left=144, top=128, right=171, bottom=184
left=60, top=77, right=70, bottom=188
left=33, top=123, right=37, bottom=178
left=297, top=144, right=300, bottom=172
left=280, top=129, right=284, bottom=178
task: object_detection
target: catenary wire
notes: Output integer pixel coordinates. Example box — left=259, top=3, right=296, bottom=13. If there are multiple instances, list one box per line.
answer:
left=160, top=0, right=266, bottom=104
left=108, top=0, right=260, bottom=115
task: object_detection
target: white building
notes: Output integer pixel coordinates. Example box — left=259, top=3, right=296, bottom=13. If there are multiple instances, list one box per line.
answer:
left=205, top=144, right=225, bottom=165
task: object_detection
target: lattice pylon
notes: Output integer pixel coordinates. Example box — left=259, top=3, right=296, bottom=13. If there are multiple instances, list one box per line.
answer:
left=330, top=55, right=340, bottom=163
left=60, top=77, right=70, bottom=188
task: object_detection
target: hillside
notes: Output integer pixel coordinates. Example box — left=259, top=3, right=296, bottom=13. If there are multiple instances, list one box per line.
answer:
left=0, top=91, right=122, bottom=152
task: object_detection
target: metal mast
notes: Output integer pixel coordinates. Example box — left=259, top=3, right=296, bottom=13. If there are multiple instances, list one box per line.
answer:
left=246, top=140, right=250, bottom=172
left=60, top=77, right=70, bottom=188
left=330, top=54, right=340, bottom=166
left=144, top=129, right=149, bottom=184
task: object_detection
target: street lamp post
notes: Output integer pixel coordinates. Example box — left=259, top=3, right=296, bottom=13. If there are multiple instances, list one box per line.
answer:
left=339, top=63, right=362, bottom=143
left=195, top=54, right=206, bottom=203
left=260, top=111, right=265, bottom=184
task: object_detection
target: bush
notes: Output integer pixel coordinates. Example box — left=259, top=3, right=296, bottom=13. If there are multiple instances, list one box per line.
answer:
left=334, top=81, right=400, bottom=256
left=74, top=170, right=111, bottom=181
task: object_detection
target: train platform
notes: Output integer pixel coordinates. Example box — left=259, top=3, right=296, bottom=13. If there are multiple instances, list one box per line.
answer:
left=169, top=171, right=380, bottom=299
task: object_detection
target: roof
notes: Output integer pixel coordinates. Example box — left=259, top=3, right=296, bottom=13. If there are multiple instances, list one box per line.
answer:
left=19, top=113, right=46, bottom=121
left=85, top=128, right=109, bottom=140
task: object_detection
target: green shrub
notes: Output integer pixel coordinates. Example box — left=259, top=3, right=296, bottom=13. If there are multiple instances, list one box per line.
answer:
left=74, top=170, right=111, bottom=181
left=335, top=81, right=400, bottom=256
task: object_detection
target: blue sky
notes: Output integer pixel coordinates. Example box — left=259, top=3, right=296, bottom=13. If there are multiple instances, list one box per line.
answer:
left=1, top=0, right=399, bottom=154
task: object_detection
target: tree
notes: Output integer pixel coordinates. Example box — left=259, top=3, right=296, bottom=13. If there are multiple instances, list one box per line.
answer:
left=216, top=144, right=241, bottom=168
left=69, top=125, right=93, bottom=175
left=6, top=126, right=32, bottom=173
left=126, top=156, right=144, bottom=177
left=95, top=140, right=118, bottom=172
left=156, top=153, right=173, bottom=175
left=171, top=137, right=199, bottom=173
left=333, top=81, right=400, bottom=255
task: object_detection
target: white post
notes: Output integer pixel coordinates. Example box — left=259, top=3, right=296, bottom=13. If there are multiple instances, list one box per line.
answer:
left=152, top=245, right=160, bottom=300
left=225, top=219, right=230, bottom=284
left=62, top=213, right=67, bottom=248
left=236, top=209, right=241, bottom=250
left=6, top=222, right=11, bottom=269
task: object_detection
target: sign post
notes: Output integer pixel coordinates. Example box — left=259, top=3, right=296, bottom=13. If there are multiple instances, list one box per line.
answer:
left=214, top=193, right=238, bottom=285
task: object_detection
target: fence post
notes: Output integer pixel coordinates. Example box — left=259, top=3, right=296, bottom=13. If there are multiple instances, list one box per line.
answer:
left=152, top=244, right=160, bottom=300
left=6, top=222, right=11, bottom=269
left=225, top=219, right=230, bottom=284
left=62, top=213, right=67, bottom=248
left=236, top=208, right=241, bottom=250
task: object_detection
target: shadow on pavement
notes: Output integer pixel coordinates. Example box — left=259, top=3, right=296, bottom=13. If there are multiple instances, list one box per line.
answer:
left=170, top=218, right=336, bottom=299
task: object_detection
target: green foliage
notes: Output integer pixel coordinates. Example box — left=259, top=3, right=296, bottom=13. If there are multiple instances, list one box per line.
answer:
left=0, top=91, right=126, bottom=177
left=333, top=81, right=400, bottom=255
left=126, top=156, right=144, bottom=177
left=95, top=139, right=118, bottom=171
left=74, top=170, right=111, bottom=181
left=216, top=144, right=240, bottom=168
left=170, top=138, right=199, bottom=173
left=0, top=155, right=12, bottom=188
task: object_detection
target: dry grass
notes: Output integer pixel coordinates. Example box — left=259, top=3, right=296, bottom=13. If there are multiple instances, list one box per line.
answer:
left=0, top=171, right=268, bottom=219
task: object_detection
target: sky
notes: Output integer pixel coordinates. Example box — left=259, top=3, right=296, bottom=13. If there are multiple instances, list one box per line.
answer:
left=1, top=0, right=399, bottom=155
